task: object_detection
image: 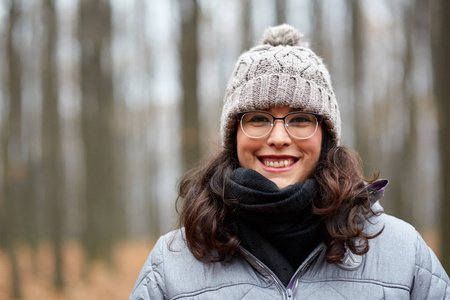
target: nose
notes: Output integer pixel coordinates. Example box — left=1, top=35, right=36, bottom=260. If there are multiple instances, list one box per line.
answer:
left=266, top=120, right=291, bottom=148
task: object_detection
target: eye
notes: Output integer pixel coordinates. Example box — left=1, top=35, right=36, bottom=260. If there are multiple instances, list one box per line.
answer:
left=288, top=114, right=315, bottom=126
left=245, top=113, right=272, bottom=124
left=249, top=115, right=270, bottom=122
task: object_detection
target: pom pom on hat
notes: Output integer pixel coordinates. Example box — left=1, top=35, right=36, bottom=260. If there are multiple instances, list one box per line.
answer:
left=262, top=24, right=308, bottom=47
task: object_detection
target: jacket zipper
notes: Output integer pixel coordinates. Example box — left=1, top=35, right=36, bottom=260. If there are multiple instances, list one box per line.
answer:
left=239, top=247, right=288, bottom=299
left=286, top=288, right=293, bottom=299
left=286, top=244, right=326, bottom=292
left=239, top=243, right=326, bottom=300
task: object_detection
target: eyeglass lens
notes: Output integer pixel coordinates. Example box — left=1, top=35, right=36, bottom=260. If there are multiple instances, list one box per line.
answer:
left=240, top=111, right=319, bottom=139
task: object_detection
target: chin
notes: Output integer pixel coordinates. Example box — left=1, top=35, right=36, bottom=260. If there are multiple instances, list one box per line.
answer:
left=271, top=178, right=298, bottom=189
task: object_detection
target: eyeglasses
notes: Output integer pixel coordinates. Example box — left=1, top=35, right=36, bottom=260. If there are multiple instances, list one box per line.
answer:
left=237, top=111, right=323, bottom=139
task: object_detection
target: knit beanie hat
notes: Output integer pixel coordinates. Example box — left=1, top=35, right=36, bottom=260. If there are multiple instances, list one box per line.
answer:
left=220, top=24, right=341, bottom=148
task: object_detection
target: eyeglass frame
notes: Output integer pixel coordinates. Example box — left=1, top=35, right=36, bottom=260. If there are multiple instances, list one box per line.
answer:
left=236, top=110, right=323, bottom=140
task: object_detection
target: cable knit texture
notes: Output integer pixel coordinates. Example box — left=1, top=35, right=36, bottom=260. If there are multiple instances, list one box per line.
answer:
left=220, top=24, right=341, bottom=147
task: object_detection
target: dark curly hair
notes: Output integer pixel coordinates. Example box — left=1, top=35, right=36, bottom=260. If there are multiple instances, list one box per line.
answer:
left=176, top=128, right=382, bottom=264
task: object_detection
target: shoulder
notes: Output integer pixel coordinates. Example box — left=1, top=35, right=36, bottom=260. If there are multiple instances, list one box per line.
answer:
left=129, top=230, right=194, bottom=300
left=370, top=211, right=417, bottom=246
left=131, top=229, right=279, bottom=300
left=303, top=211, right=448, bottom=295
left=341, top=212, right=420, bottom=282
left=129, top=230, right=183, bottom=299
left=364, top=212, right=450, bottom=295
left=140, top=229, right=193, bottom=283
left=357, top=208, right=420, bottom=265
left=365, top=212, right=424, bottom=266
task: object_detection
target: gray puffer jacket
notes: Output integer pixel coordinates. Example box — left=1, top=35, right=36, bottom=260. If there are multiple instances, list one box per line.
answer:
left=130, top=205, right=450, bottom=299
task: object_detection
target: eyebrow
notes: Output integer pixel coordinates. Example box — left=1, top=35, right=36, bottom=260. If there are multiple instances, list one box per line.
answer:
left=260, top=107, right=304, bottom=113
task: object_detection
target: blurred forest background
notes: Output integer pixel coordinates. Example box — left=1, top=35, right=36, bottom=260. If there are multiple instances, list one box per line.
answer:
left=0, top=0, right=449, bottom=299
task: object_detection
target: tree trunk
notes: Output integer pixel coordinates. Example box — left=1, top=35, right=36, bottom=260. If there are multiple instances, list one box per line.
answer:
left=41, top=0, right=65, bottom=289
left=179, top=0, right=200, bottom=171
left=242, top=0, right=253, bottom=51
left=385, top=1, right=417, bottom=221
left=24, top=152, right=40, bottom=277
left=310, top=0, right=324, bottom=56
left=399, top=0, right=419, bottom=224
left=275, top=0, right=287, bottom=25
left=431, top=0, right=450, bottom=270
left=349, top=0, right=372, bottom=176
left=78, top=0, right=117, bottom=266
left=1, top=0, right=23, bottom=297
left=350, top=0, right=367, bottom=157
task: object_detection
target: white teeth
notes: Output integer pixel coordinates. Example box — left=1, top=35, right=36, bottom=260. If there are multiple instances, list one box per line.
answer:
left=262, top=159, right=294, bottom=168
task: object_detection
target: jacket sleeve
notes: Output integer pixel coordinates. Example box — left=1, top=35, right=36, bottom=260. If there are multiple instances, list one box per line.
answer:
left=129, top=236, right=167, bottom=300
left=410, top=232, right=450, bottom=299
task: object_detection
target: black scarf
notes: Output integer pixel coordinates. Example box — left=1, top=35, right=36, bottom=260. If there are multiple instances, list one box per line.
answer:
left=228, top=168, right=321, bottom=286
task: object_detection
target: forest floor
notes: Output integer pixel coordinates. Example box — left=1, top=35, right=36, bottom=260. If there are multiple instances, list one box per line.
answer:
left=0, top=240, right=154, bottom=300
left=0, top=230, right=442, bottom=300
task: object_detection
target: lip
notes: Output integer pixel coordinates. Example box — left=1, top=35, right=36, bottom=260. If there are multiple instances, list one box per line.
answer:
left=258, top=155, right=299, bottom=172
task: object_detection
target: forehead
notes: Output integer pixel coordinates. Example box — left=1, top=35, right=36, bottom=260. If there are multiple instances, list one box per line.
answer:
left=260, top=106, right=303, bottom=114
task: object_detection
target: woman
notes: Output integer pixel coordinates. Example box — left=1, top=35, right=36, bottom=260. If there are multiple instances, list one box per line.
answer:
left=130, top=24, right=449, bottom=299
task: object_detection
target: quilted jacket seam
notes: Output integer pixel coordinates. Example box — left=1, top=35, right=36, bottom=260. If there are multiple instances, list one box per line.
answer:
left=415, top=264, right=449, bottom=285
left=299, top=277, right=410, bottom=292
left=170, top=281, right=276, bottom=300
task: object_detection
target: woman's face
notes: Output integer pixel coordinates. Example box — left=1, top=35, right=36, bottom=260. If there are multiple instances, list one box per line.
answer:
left=237, top=106, right=322, bottom=189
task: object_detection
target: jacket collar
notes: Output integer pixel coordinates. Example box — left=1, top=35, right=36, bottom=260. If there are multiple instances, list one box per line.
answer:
left=368, top=179, right=389, bottom=204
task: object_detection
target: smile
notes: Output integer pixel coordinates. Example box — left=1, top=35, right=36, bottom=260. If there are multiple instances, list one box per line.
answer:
left=259, top=157, right=296, bottom=168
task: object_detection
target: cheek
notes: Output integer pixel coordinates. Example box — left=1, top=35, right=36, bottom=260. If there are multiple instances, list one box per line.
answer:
left=296, top=130, right=322, bottom=165
left=236, top=129, right=256, bottom=168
